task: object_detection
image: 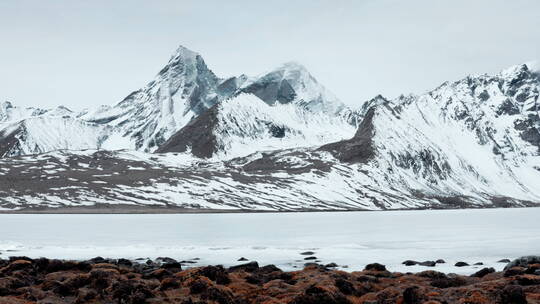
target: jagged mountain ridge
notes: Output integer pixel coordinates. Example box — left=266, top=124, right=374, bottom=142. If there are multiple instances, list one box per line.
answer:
left=1, top=62, right=539, bottom=211
left=1, top=45, right=357, bottom=157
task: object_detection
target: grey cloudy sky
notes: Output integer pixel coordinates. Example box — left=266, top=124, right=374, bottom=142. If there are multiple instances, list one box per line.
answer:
left=1, top=0, right=539, bottom=110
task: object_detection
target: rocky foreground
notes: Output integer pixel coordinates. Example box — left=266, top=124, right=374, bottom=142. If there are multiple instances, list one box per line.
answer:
left=0, top=257, right=539, bottom=304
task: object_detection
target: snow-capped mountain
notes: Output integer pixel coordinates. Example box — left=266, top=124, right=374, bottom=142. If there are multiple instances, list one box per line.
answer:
left=80, top=46, right=236, bottom=151
left=0, top=45, right=356, bottom=158
left=1, top=62, right=539, bottom=211
left=157, top=61, right=357, bottom=159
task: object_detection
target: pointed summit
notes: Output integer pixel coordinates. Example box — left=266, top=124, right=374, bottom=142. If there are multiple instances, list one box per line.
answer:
left=240, top=61, right=345, bottom=113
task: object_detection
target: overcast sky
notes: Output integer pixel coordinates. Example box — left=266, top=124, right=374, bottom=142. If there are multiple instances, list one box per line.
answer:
left=1, top=0, right=539, bottom=110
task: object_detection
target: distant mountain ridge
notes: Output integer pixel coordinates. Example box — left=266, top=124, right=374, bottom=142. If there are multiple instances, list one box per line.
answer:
left=0, top=45, right=539, bottom=211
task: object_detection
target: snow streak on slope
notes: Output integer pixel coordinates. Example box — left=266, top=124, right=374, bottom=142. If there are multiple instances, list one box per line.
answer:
left=213, top=94, right=356, bottom=159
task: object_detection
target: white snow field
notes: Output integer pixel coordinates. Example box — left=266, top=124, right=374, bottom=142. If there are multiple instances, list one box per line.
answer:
left=1, top=208, right=538, bottom=274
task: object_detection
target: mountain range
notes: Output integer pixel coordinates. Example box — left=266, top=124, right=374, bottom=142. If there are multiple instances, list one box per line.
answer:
left=1, top=45, right=539, bottom=211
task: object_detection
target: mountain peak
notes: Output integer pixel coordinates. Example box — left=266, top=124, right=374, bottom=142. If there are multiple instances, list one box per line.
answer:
left=500, top=63, right=533, bottom=80
left=276, top=61, right=309, bottom=73
left=170, top=45, right=200, bottom=61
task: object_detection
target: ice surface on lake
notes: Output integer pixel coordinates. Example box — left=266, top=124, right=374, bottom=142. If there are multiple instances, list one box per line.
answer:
left=1, top=208, right=539, bottom=274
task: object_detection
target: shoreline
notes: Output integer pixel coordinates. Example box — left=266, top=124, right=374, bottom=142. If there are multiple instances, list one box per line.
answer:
left=0, top=256, right=538, bottom=303
left=1, top=204, right=538, bottom=215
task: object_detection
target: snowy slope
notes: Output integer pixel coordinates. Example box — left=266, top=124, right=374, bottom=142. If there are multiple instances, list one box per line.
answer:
left=155, top=91, right=358, bottom=160
left=212, top=93, right=356, bottom=158
left=0, top=102, right=111, bottom=157
left=0, top=117, right=111, bottom=157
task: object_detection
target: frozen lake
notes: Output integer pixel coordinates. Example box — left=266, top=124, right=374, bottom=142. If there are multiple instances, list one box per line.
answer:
left=1, top=208, right=539, bottom=274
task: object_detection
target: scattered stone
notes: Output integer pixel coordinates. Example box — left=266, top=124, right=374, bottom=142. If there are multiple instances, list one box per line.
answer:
left=325, top=263, right=338, bottom=268
left=402, top=260, right=418, bottom=266
left=435, top=259, right=446, bottom=264
left=419, top=261, right=436, bottom=267
left=0, top=257, right=537, bottom=304
left=454, top=261, right=469, bottom=267
left=473, top=262, right=483, bottom=265
left=237, top=257, right=248, bottom=261
left=498, top=258, right=511, bottom=263
left=300, top=251, right=315, bottom=256
left=304, top=256, right=317, bottom=260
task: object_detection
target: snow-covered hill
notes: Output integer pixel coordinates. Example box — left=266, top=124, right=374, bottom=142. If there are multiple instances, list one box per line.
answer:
left=0, top=102, right=110, bottom=157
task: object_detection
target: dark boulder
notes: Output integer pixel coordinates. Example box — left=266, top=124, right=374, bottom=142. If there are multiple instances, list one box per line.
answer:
left=403, top=286, right=423, bottom=304
left=189, top=279, right=209, bottom=294
left=198, top=265, right=230, bottom=285
left=499, top=284, right=527, bottom=304
left=402, top=260, right=418, bottom=266
left=364, top=263, right=386, bottom=271
left=325, top=263, right=338, bottom=268
left=471, top=267, right=495, bottom=278
left=504, top=267, right=526, bottom=277
left=117, top=258, right=133, bottom=267
left=291, top=285, right=352, bottom=304
left=161, top=262, right=182, bottom=271
left=431, top=276, right=467, bottom=288
left=200, top=286, right=237, bottom=304
left=418, top=261, right=436, bottom=267
left=89, top=256, right=107, bottom=264
left=416, top=270, right=447, bottom=280
left=454, top=261, right=469, bottom=267
left=505, top=256, right=540, bottom=270
left=435, top=259, right=446, bottom=264
left=228, top=261, right=259, bottom=273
